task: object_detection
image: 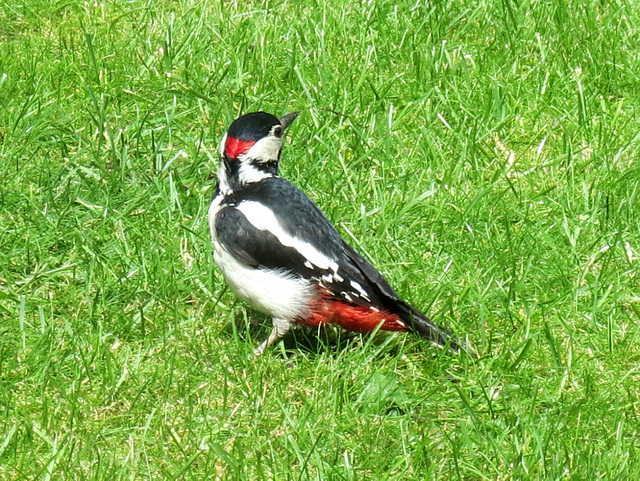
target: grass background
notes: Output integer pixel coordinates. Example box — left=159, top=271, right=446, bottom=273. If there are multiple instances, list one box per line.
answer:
left=1, top=0, right=639, bottom=479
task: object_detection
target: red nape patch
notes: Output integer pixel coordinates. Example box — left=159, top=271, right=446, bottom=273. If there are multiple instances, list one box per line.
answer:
left=304, top=298, right=407, bottom=333
left=224, top=137, right=255, bottom=159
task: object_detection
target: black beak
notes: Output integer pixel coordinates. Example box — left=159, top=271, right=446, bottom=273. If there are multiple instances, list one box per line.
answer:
left=279, top=112, right=299, bottom=130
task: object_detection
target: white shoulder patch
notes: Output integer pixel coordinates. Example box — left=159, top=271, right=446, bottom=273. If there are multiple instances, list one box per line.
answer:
left=237, top=201, right=334, bottom=270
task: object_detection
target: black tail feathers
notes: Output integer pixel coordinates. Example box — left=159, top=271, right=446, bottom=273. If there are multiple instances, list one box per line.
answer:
left=397, top=301, right=476, bottom=358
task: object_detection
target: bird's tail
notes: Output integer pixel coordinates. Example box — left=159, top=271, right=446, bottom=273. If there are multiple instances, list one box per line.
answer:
left=395, top=300, right=476, bottom=357
left=339, top=241, right=476, bottom=356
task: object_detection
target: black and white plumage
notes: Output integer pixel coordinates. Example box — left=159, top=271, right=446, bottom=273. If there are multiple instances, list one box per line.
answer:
left=209, top=111, right=472, bottom=356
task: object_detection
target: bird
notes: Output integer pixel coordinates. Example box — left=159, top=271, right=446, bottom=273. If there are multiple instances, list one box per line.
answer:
left=208, top=111, right=472, bottom=357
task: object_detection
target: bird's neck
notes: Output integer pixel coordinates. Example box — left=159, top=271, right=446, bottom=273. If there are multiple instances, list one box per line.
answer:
left=217, top=156, right=278, bottom=195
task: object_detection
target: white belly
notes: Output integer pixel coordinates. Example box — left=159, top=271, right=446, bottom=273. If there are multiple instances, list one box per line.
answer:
left=213, top=244, right=314, bottom=320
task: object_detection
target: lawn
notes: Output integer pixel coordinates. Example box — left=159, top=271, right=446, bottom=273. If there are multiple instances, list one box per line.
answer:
left=1, top=0, right=639, bottom=479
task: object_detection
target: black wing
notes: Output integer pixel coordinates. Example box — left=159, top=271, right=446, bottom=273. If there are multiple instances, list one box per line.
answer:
left=215, top=177, right=400, bottom=307
left=215, top=204, right=315, bottom=275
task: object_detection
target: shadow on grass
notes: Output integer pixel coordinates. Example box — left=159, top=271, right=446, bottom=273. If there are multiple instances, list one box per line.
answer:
left=219, top=307, right=465, bottom=365
left=220, top=309, right=361, bottom=355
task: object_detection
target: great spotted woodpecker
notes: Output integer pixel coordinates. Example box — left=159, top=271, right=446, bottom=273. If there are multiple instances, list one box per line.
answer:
left=209, top=111, right=472, bottom=356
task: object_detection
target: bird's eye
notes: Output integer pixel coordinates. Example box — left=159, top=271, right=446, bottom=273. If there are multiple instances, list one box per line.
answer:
left=274, top=126, right=283, bottom=138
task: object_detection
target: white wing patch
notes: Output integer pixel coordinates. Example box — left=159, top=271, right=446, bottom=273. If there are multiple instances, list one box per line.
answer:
left=237, top=201, right=334, bottom=270
left=349, top=280, right=371, bottom=301
left=321, top=274, right=333, bottom=284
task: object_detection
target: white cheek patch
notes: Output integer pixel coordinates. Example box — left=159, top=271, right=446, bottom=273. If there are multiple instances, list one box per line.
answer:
left=244, top=136, right=283, bottom=163
left=237, top=201, right=334, bottom=270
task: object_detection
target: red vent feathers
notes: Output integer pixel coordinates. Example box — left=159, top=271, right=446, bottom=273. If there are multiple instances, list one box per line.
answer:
left=304, top=297, right=407, bottom=333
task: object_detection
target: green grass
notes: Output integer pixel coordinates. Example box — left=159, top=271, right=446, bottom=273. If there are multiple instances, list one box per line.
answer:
left=1, top=0, right=640, bottom=479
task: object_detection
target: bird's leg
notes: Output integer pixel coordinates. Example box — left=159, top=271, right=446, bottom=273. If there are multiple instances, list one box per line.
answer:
left=253, top=317, right=292, bottom=356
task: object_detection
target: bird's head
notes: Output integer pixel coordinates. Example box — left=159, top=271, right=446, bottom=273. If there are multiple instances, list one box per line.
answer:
left=217, top=111, right=298, bottom=192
